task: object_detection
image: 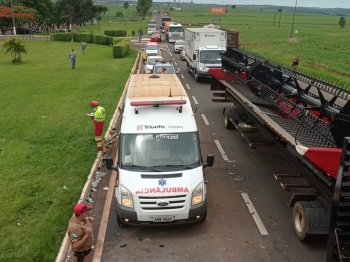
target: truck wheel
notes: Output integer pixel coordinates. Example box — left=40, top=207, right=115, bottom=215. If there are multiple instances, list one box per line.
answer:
left=224, top=110, right=234, bottom=129
left=293, top=201, right=311, bottom=241
left=187, top=64, right=191, bottom=74
left=194, top=70, right=200, bottom=82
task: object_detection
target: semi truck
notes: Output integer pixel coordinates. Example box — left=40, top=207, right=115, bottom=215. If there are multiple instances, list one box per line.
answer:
left=184, top=28, right=227, bottom=82
left=209, top=47, right=350, bottom=262
left=164, top=22, right=183, bottom=43
left=104, top=74, right=214, bottom=225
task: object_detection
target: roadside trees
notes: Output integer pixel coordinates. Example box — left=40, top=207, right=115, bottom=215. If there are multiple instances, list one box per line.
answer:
left=339, top=16, right=346, bottom=29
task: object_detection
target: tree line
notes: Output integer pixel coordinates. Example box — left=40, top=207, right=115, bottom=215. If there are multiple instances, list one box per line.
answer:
left=0, top=0, right=153, bottom=34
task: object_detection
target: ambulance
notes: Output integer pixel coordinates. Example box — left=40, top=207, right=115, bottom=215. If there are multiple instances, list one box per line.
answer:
left=105, top=74, right=214, bottom=225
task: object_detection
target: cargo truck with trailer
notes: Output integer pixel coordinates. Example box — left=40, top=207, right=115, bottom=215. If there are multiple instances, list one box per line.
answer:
left=105, top=74, right=214, bottom=225
left=209, top=47, right=350, bottom=261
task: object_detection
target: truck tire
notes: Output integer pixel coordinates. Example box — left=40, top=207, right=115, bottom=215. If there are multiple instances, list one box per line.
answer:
left=293, top=201, right=311, bottom=241
left=224, top=110, right=234, bottom=129
left=187, top=64, right=191, bottom=74
left=194, top=70, right=200, bottom=82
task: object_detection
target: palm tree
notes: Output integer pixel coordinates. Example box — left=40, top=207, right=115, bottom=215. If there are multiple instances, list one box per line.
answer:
left=1, top=38, right=27, bottom=63
left=278, top=9, right=283, bottom=28
left=339, top=16, right=346, bottom=29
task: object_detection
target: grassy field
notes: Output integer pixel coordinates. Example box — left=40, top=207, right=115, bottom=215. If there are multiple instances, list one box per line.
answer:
left=0, top=40, right=136, bottom=261
left=167, top=6, right=350, bottom=86
left=90, top=4, right=350, bottom=86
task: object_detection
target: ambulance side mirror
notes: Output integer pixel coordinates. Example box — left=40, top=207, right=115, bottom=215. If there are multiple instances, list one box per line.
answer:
left=204, top=154, right=214, bottom=168
left=104, top=156, right=118, bottom=171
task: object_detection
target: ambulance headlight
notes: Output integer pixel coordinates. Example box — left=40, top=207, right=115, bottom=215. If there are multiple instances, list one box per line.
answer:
left=121, top=185, right=133, bottom=208
left=192, top=182, right=203, bottom=205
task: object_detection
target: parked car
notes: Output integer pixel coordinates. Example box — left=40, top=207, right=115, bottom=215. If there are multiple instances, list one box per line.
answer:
left=144, top=55, right=163, bottom=74
left=181, top=46, right=186, bottom=61
left=152, top=60, right=179, bottom=74
left=142, top=42, right=162, bottom=61
left=150, top=31, right=162, bottom=42
left=174, top=40, right=185, bottom=53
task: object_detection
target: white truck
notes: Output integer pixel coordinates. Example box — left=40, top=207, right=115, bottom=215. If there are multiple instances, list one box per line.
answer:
left=105, top=74, right=214, bottom=226
left=184, top=28, right=227, bottom=82
left=164, top=22, right=183, bottom=43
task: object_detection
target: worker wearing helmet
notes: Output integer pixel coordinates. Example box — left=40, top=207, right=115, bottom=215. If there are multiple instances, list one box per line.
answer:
left=87, top=101, right=106, bottom=151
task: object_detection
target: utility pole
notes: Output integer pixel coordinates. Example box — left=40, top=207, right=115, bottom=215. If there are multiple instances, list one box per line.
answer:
left=10, top=0, right=16, bottom=35
left=290, top=0, right=298, bottom=37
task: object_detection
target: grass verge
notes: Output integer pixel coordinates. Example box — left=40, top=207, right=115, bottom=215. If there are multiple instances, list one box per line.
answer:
left=0, top=40, right=137, bottom=261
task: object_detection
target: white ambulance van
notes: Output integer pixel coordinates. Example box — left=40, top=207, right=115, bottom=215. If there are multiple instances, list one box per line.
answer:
left=105, top=74, right=214, bottom=225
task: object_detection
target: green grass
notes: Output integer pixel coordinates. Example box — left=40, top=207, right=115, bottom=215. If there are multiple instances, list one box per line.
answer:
left=0, top=40, right=136, bottom=261
left=166, top=6, right=350, bottom=86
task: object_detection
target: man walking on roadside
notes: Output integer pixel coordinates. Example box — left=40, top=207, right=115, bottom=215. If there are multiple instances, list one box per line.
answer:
left=68, top=49, right=77, bottom=69
left=292, top=55, right=300, bottom=71
left=87, top=100, right=106, bottom=151
left=68, top=203, right=95, bottom=262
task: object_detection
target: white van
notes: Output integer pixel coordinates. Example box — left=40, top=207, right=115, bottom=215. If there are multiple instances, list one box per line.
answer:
left=147, top=24, right=157, bottom=35
left=105, top=74, right=214, bottom=225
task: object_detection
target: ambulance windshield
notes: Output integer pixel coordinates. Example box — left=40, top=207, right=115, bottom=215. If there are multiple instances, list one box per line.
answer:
left=120, top=132, right=201, bottom=170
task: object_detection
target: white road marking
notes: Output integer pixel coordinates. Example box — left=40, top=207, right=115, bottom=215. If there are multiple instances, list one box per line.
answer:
left=181, top=74, right=184, bottom=79
left=201, top=114, right=210, bottom=125
left=241, top=193, right=269, bottom=236
left=173, top=58, right=175, bottom=60
left=174, top=62, right=177, bottom=65
left=214, top=140, right=229, bottom=161
left=185, top=84, right=190, bottom=90
left=192, top=96, right=198, bottom=105
left=177, top=68, right=180, bottom=72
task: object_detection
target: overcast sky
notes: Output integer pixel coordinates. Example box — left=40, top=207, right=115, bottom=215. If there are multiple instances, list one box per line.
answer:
left=157, top=0, right=350, bottom=9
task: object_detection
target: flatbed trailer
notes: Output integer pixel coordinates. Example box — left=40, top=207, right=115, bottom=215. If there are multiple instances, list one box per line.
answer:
left=209, top=48, right=350, bottom=261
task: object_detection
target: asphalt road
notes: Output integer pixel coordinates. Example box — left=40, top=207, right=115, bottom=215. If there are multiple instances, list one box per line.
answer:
left=87, top=14, right=329, bottom=262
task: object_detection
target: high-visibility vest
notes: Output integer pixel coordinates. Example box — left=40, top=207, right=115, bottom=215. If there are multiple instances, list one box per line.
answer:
left=94, top=106, right=105, bottom=122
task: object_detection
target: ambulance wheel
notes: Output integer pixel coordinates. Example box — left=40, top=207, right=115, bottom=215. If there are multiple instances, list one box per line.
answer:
left=201, top=210, right=207, bottom=222
left=116, top=211, right=124, bottom=227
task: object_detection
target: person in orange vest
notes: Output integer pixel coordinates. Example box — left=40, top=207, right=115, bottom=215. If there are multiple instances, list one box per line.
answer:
left=87, top=101, right=106, bottom=151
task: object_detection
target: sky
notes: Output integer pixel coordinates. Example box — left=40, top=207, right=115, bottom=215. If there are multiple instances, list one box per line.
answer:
left=156, top=0, right=350, bottom=9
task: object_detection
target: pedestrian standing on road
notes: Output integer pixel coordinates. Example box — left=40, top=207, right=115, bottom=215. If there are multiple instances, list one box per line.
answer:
left=87, top=100, right=106, bottom=151
left=68, top=49, right=77, bottom=69
left=292, top=55, right=300, bottom=71
left=68, top=203, right=95, bottom=262
left=137, top=28, right=143, bottom=42
left=81, top=40, right=87, bottom=54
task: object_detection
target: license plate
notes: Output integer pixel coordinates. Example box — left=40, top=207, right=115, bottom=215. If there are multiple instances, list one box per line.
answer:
left=152, top=216, right=174, bottom=222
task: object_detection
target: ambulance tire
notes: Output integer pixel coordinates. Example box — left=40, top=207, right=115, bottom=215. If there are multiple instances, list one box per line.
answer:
left=116, top=210, right=125, bottom=227
left=201, top=210, right=207, bottom=222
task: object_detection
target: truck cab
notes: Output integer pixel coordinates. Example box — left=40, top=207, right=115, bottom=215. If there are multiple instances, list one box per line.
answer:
left=164, top=22, right=183, bottom=43
left=105, top=74, right=214, bottom=226
left=184, top=28, right=227, bottom=82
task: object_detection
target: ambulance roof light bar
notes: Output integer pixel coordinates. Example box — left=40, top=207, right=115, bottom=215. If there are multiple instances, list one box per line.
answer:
left=130, top=100, right=186, bottom=114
